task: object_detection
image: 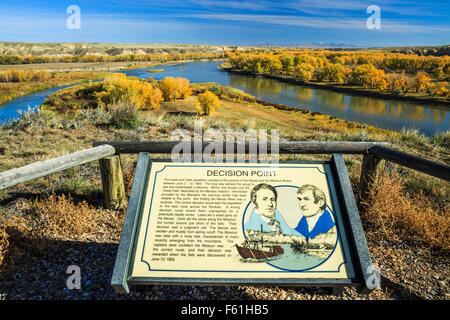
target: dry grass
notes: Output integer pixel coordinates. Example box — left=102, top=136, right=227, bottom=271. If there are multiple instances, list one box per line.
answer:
left=0, top=193, right=117, bottom=278
left=0, top=199, right=39, bottom=277
left=0, top=227, right=8, bottom=267
left=362, top=172, right=450, bottom=252
left=30, top=194, right=97, bottom=240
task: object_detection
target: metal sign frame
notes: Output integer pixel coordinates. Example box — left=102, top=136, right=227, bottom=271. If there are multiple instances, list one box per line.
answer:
left=111, top=153, right=374, bottom=294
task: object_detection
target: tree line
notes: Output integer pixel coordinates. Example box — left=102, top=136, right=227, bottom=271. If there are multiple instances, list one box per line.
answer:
left=226, top=50, right=449, bottom=98
left=0, top=52, right=225, bottom=65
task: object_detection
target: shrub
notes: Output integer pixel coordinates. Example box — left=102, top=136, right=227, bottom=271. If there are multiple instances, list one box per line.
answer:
left=2, top=106, right=60, bottom=130
left=0, top=226, right=8, bottom=268
left=0, top=194, right=104, bottom=276
left=428, top=81, right=449, bottom=97
left=167, top=114, right=196, bottom=130
left=362, top=172, right=450, bottom=252
left=108, top=100, right=143, bottom=129
left=400, top=127, right=428, bottom=146
left=431, top=130, right=450, bottom=148
left=30, top=193, right=98, bottom=239
left=0, top=69, right=52, bottom=83
left=196, top=90, right=220, bottom=115
left=76, top=108, right=111, bottom=124
left=158, top=76, right=192, bottom=101
left=146, top=111, right=166, bottom=126
left=96, top=73, right=163, bottom=110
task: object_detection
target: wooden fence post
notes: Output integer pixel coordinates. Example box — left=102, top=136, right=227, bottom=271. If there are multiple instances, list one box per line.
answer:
left=358, top=154, right=381, bottom=208
left=99, top=155, right=126, bottom=210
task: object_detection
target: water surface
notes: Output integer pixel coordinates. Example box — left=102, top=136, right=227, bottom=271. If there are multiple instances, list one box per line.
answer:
left=1, top=61, right=448, bottom=135
left=0, top=84, right=75, bottom=124
left=120, top=61, right=449, bottom=136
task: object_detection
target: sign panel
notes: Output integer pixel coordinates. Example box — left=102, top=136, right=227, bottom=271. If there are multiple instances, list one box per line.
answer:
left=112, top=154, right=373, bottom=293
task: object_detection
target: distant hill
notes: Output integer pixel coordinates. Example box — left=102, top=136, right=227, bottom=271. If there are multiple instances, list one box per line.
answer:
left=0, top=42, right=448, bottom=57
left=0, top=42, right=234, bottom=57
left=368, top=45, right=450, bottom=57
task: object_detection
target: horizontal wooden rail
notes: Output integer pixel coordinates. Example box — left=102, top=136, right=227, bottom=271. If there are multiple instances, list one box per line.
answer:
left=93, top=141, right=390, bottom=154
left=0, top=145, right=116, bottom=190
left=368, top=145, right=450, bottom=182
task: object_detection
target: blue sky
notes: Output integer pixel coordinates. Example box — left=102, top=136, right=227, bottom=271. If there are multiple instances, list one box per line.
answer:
left=0, top=0, right=449, bottom=46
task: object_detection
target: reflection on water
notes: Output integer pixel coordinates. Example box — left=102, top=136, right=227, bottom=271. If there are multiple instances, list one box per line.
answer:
left=296, top=87, right=313, bottom=102
left=349, top=96, right=388, bottom=115
left=431, top=109, right=447, bottom=123
left=314, top=90, right=348, bottom=111
left=132, top=61, right=448, bottom=136
left=1, top=61, right=447, bottom=135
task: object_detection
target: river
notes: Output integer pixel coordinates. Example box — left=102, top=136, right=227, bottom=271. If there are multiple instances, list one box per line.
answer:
left=1, top=61, right=448, bottom=136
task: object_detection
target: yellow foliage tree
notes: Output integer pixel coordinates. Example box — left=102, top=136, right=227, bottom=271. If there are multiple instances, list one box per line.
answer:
left=387, top=72, right=413, bottom=95
left=196, top=90, right=220, bottom=115
left=175, top=77, right=191, bottom=99
left=412, top=71, right=431, bottom=93
left=322, top=63, right=348, bottom=83
left=293, top=63, right=315, bottom=83
left=96, top=73, right=163, bottom=110
left=158, top=77, right=178, bottom=100
left=352, top=64, right=387, bottom=91
left=158, top=76, right=191, bottom=101
left=428, top=81, right=449, bottom=97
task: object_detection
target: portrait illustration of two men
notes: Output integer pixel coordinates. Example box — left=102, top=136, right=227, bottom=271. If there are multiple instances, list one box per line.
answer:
left=238, top=183, right=338, bottom=270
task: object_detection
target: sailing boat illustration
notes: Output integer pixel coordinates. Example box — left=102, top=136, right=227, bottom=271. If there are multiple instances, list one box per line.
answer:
left=236, top=225, right=284, bottom=261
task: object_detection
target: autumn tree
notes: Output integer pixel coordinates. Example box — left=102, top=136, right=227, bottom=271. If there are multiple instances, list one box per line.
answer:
left=428, top=81, right=448, bottom=97
left=158, top=76, right=192, bottom=101
left=386, top=72, right=413, bottom=95
left=96, top=73, right=163, bottom=110
left=412, top=71, right=431, bottom=93
left=174, top=77, right=191, bottom=99
left=293, top=63, right=315, bottom=83
left=279, top=55, right=294, bottom=73
left=351, top=64, right=387, bottom=91
left=322, top=63, right=349, bottom=83
left=196, top=90, right=220, bottom=115
left=293, top=54, right=309, bottom=66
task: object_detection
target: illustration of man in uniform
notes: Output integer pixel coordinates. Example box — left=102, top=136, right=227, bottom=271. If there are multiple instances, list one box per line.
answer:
left=294, top=184, right=336, bottom=241
left=244, top=183, right=299, bottom=236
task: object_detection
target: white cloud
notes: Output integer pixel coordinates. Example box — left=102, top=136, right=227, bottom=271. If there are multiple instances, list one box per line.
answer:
left=183, top=12, right=450, bottom=33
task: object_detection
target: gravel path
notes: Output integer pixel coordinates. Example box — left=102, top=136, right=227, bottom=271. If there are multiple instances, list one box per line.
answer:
left=1, top=229, right=448, bottom=300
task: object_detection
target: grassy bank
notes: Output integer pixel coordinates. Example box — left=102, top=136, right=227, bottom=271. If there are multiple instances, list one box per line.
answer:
left=0, top=71, right=108, bottom=106
left=0, top=80, right=448, bottom=300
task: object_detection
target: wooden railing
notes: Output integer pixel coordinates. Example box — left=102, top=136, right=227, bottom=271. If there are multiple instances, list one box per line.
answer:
left=0, top=145, right=116, bottom=190
left=0, top=141, right=449, bottom=210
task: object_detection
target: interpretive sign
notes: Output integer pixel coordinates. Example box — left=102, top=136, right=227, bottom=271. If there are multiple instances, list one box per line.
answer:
left=112, top=153, right=374, bottom=294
